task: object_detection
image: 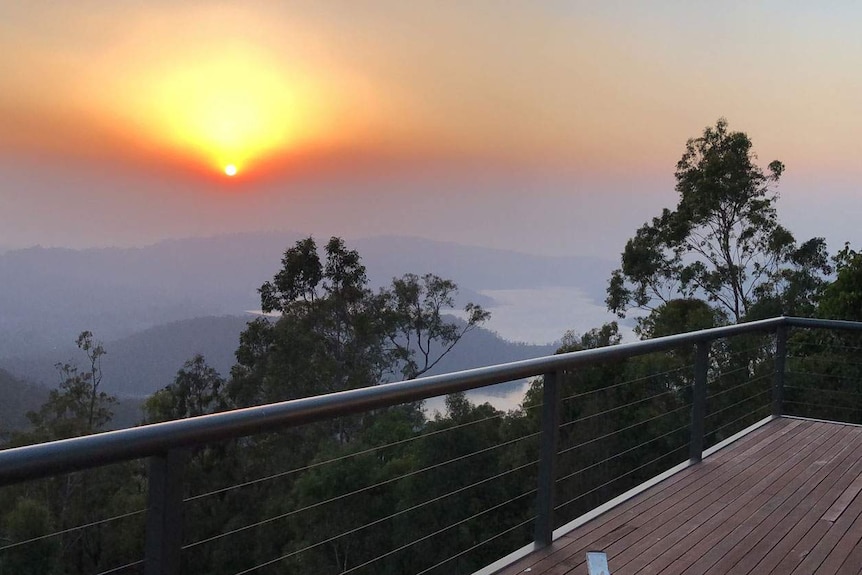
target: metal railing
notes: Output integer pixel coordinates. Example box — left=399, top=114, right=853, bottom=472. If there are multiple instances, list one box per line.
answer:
left=3, top=316, right=862, bottom=575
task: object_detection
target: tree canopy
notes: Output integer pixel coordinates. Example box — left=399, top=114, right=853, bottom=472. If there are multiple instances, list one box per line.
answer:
left=229, top=236, right=489, bottom=407
left=607, top=118, right=830, bottom=326
left=818, top=243, right=862, bottom=321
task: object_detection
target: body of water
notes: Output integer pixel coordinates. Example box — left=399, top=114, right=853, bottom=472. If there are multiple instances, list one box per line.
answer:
left=455, top=286, right=636, bottom=345
left=423, top=380, right=533, bottom=417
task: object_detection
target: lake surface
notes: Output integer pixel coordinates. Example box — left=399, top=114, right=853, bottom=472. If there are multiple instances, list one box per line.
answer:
left=453, top=286, right=636, bottom=345
left=423, top=380, right=533, bottom=416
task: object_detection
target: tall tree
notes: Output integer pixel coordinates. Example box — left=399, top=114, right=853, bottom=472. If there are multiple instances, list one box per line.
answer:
left=24, top=331, right=114, bottom=442
left=231, top=237, right=390, bottom=406
left=229, top=236, right=489, bottom=407
left=607, top=118, right=830, bottom=325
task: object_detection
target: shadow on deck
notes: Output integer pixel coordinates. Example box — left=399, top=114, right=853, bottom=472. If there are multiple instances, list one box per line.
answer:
left=498, top=417, right=862, bottom=575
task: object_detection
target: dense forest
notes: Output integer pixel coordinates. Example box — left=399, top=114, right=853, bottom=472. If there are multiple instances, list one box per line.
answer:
left=2, top=120, right=862, bottom=575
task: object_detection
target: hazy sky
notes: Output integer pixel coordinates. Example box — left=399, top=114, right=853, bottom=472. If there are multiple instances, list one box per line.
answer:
left=2, top=1, right=860, bottom=257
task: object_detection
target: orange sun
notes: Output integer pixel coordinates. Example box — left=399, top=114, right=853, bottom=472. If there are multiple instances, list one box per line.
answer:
left=138, top=49, right=318, bottom=179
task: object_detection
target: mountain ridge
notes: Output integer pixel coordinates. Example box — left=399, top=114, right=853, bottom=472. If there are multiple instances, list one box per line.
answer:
left=0, top=232, right=613, bottom=359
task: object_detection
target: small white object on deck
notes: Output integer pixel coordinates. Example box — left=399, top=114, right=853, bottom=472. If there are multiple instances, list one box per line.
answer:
left=586, top=551, right=610, bottom=575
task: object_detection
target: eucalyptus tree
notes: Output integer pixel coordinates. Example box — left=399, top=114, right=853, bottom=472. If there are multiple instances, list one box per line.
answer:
left=229, top=236, right=490, bottom=406
left=607, top=118, right=830, bottom=325
left=23, top=331, right=114, bottom=442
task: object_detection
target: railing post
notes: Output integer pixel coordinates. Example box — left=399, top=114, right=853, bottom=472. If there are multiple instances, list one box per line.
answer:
left=689, top=341, right=710, bottom=463
left=773, top=324, right=788, bottom=417
left=145, top=449, right=186, bottom=575
left=534, top=370, right=561, bottom=547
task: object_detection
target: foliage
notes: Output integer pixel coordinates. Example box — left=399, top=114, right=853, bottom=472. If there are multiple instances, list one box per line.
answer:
left=607, top=118, right=830, bottom=325
left=1, top=333, right=146, bottom=575
left=635, top=298, right=727, bottom=340
left=21, top=331, right=115, bottom=443
left=517, top=324, right=691, bottom=527
left=0, top=497, right=59, bottom=574
left=783, top=244, right=862, bottom=422
left=384, top=273, right=491, bottom=379
left=818, top=243, right=862, bottom=321
left=229, top=236, right=489, bottom=407
left=145, top=354, right=226, bottom=423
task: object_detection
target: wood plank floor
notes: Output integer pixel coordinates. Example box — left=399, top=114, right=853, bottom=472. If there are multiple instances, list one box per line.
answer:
left=496, top=418, right=862, bottom=575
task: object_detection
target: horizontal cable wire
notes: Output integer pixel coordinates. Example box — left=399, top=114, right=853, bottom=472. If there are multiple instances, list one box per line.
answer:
left=208, top=458, right=538, bottom=571
left=92, top=559, right=145, bottom=575
left=785, top=385, right=862, bottom=398
left=0, top=509, right=145, bottom=553
left=732, top=344, right=771, bottom=354
left=789, top=342, right=862, bottom=352
left=785, top=371, right=862, bottom=383
left=339, top=487, right=537, bottom=575
left=706, top=375, right=769, bottom=401
left=705, top=388, right=769, bottom=421
left=714, top=345, right=770, bottom=363
left=557, top=401, right=691, bottom=457
left=413, top=515, right=536, bottom=575
left=183, top=431, right=540, bottom=549
left=559, top=364, right=693, bottom=404
left=554, top=443, right=688, bottom=512
left=784, top=401, right=862, bottom=412
left=186, top=409, right=524, bottom=502
left=559, top=388, right=681, bottom=430
left=788, top=356, right=862, bottom=369
left=708, top=403, right=770, bottom=437
left=556, top=422, right=690, bottom=485
left=709, top=363, right=755, bottom=381
left=229, top=486, right=537, bottom=575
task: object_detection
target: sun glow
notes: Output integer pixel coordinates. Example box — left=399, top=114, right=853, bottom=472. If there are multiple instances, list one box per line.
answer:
left=140, top=48, right=325, bottom=175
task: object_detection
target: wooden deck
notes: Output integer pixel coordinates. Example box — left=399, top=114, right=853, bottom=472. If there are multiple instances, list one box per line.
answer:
left=497, top=418, right=862, bottom=575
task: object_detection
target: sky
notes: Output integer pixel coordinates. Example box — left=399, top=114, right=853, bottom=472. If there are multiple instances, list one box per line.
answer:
left=1, top=1, right=861, bottom=258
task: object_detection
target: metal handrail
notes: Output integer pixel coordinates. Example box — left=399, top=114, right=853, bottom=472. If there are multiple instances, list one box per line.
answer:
left=0, top=316, right=785, bottom=485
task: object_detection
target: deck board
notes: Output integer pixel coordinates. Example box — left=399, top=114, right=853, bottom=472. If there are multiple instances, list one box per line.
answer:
left=705, top=427, right=862, bottom=574
left=500, top=419, right=801, bottom=575
left=494, top=418, right=862, bottom=575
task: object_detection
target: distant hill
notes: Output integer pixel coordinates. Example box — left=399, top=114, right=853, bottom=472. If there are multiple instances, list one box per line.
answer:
left=2, top=314, right=558, bottom=398
left=2, top=315, right=251, bottom=398
left=0, top=368, right=48, bottom=432
left=0, top=367, right=148, bottom=436
left=0, top=233, right=613, bottom=359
